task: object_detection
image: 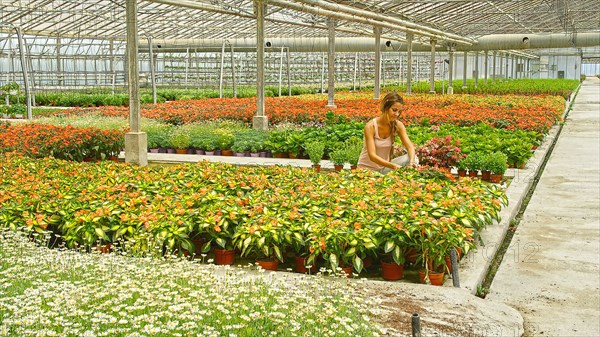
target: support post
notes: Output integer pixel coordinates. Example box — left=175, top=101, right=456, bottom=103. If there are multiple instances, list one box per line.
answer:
left=411, top=313, right=421, bottom=337
left=450, top=248, right=460, bottom=287
left=219, top=43, right=225, bottom=98
left=474, top=51, right=479, bottom=87
left=406, top=33, right=413, bottom=96
left=492, top=51, right=497, bottom=82
left=326, top=18, right=336, bottom=107
left=253, top=0, right=268, bottom=130
left=352, top=52, right=358, bottom=91
left=231, top=44, right=237, bottom=98
left=462, top=51, right=467, bottom=89
left=185, top=48, right=190, bottom=89
left=278, top=46, right=284, bottom=97
left=110, top=39, right=116, bottom=95
left=125, top=0, right=147, bottom=166
left=447, top=47, right=454, bottom=95
left=57, top=36, right=63, bottom=86
left=148, top=36, right=157, bottom=104
left=429, top=38, right=436, bottom=94
left=499, top=52, right=503, bottom=82
left=373, top=26, right=382, bottom=99
left=320, top=53, right=325, bottom=94
left=483, top=50, right=489, bottom=85
left=15, top=27, right=32, bottom=119
left=286, top=48, right=291, bottom=96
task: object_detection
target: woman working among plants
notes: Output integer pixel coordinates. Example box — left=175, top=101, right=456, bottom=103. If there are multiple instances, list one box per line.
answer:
left=357, top=92, right=418, bottom=173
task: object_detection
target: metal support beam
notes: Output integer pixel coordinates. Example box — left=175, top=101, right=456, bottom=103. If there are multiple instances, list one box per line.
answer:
left=219, top=43, right=225, bottom=98
left=462, top=51, right=468, bottom=89
left=474, top=51, right=479, bottom=87
left=278, top=47, right=284, bottom=97
left=429, top=39, right=436, bottom=94
left=499, top=53, right=504, bottom=82
left=484, top=50, right=489, bottom=85
left=286, top=48, right=291, bottom=96
left=448, top=48, right=454, bottom=95
left=15, top=27, right=32, bottom=119
left=406, top=33, right=413, bottom=96
left=56, top=36, right=63, bottom=86
left=230, top=44, right=237, bottom=98
left=327, top=18, right=336, bottom=108
left=148, top=36, right=157, bottom=104
left=492, top=51, right=497, bottom=82
left=374, top=26, right=382, bottom=100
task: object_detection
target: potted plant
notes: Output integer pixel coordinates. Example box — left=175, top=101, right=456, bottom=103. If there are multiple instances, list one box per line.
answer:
left=265, top=129, right=289, bottom=158
left=456, top=158, right=468, bottom=177
left=376, top=225, right=409, bottom=281
left=307, top=220, right=377, bottom=276
left=215, top=129, right=234, bottom=156
left=196, top=205, right=240, bottom=265
left=232, top=214, right=296, bottom=271
left=488, top=152, right=508, bottom=183
left=304, top=140, right=325, bottom=171
left=170, top=129, right=191, bottom=154
left=344, top=136, right=363, bottom=170
left=478, top=153, right=492, bottom=181
left=329, top=144, right=347, bottom=172
left=416, top=136, right=466, bottom=170
left=464, top=151, right=483, bottom=177
left=284, top=131, right=306, bottom=158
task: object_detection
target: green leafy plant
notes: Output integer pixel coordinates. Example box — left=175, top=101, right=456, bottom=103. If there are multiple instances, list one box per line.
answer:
left=304, top=140, right=325, bottom=166
left=344, top=136, right=363, bottom=167
left=329, top=145, right=347, bottom=166
left=487, top=152, right=508, bottom=174
left=1, top=82, right=20, bottom=94
left=169, top=129, right=192, bottom=150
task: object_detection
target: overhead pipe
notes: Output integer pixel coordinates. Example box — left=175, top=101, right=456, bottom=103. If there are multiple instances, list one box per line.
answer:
left=290, top=0, right=474, bottom=45
left=140, top=33, right=599, bottom=56
left=267, top=0, right=472, bottom=46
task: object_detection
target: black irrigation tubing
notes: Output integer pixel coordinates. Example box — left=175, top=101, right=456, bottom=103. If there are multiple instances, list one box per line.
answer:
left=477, top=85, right=581, bottom=298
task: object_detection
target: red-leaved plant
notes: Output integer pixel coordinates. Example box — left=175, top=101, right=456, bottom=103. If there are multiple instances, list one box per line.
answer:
left=416, top=136, right=466, bottom=168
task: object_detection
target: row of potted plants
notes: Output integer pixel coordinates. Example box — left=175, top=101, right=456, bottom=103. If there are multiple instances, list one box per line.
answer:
left=0, top=154, right=507, bottom=284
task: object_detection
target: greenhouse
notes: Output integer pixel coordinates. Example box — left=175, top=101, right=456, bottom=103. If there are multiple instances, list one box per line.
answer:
left=1, top=1, right=599, bottom=336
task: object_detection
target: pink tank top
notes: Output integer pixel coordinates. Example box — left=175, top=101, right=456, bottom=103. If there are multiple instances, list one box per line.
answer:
left=357, top=118, right=393, bottom=171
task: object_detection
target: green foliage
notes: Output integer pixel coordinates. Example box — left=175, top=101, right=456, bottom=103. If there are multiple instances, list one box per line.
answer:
left=329, top=144, right=348, bottom=165
left=487, top=152, right=508, bottom=174
left=344, top=136, right=363, bottom=166
left=304, top=140, right=325, bottom=166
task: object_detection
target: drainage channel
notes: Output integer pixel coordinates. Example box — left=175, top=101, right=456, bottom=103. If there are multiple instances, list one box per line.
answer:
left=476, top=90, right=579, bottom=299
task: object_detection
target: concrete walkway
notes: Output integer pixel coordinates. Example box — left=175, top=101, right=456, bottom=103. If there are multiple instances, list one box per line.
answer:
left=487, top=77, right=600, bottom=336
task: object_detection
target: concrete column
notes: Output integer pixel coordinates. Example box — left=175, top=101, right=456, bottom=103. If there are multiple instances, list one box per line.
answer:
left=406, top=33, right=413, bottom=96
left=505, top=54, right=509, bottom=80
left=327, top=18, right=336, bottom=107
left=462, top=51, right=468, bottom=89
left=474, top=51, right=479, bottom=87
left=448, top=48, right=454, bottom=94
left=484, top=50, right=489, bottom=85
left=253, top=0, right=268, bottom=129
left=15, top=27, right=32, bottom=119
left=511, top=54, right=515, bottom=79
left=429, top=39, right=436, bottom=94
left=320, top=53, right=325, bottom=94
left=125, top=0, right=148, bottom=166
left=148, top=37, right=157, bottom=104
left=373, top=26, right=382, bottom=100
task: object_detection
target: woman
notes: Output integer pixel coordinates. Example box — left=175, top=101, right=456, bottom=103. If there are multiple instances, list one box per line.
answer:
left=357, top=92, right=418, bottom=173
